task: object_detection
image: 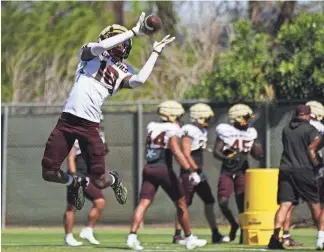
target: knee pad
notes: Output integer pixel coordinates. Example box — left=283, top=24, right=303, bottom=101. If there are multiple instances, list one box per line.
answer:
left=218, top=197, right=229, bottom=208
left=41, top=157, right=52, bottom=171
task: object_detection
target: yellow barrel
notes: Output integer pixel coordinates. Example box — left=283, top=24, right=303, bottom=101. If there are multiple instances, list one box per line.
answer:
left=240, top=168, right=279, bottom=245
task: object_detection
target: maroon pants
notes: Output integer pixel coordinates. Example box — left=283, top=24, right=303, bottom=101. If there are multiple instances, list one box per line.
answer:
left=42, top=112, right=106, bottom=176
left=217, top=172, right=245, bottom=200
left=139, top=165, right=184, bottom=202
left=180, top=172, right=215, bottom=206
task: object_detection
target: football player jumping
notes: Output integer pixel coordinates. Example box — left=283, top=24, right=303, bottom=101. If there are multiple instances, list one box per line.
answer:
left=283, top=100, right=324, bottom=247
left=127, top=101, right=207, bottom=251
left=213, top=104, right=264, bottom=243
left=41, top=13, right=175, bottom=211
left=172, top=103, right=229, bottom=245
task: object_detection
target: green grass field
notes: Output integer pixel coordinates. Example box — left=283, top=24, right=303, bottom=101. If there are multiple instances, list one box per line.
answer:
left=1, top=227, right=317, bottom=252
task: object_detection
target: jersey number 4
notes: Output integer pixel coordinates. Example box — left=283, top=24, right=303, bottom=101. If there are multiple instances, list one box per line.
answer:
left=146, top=131, right=166, bottom=148
left=231, top=139, right=251, bottom=153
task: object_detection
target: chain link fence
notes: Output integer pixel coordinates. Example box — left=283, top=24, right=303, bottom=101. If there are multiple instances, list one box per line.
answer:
left=1, top=100, right=321, bottom=228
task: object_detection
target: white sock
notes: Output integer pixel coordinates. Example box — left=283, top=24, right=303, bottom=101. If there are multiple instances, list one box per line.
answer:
left=185, top=234, right=193, bottom=240
left=318, top=230, right=324, bottom=238
left=282, top=234, right=290, bottom=238
left=66, top=233, right=74, bottom=239
left=110, top=174, right=115, bottom=185
left=66, top=175, right=74, bottom=186
left=85, top=227, right=93, bottom=233
left=128, top=233, right=137, bottom=239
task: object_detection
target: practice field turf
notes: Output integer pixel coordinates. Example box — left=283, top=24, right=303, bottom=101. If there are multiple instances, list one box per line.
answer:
left=1, top=227, right=317, bottom=252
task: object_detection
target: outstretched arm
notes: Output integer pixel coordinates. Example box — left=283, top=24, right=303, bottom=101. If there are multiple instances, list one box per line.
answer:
left=81, top=13, right=145, bottom=61
left=121, top=35, right=175, bottom=89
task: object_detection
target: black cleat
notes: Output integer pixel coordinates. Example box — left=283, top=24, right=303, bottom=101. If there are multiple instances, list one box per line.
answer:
left=110, top=171, right=128, bottom=204
left=229, top=223, right=239, bottom=241
left=268, top=235, right=285, bottom=250
left=68, top=176, right=87, bottom=211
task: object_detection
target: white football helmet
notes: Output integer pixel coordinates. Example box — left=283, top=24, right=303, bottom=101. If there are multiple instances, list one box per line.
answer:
left=189, top=103, right=214, bottom=127
left=157, top=100, right=185, bottom=122
left=306, top=100, right=324, bottom=121
left=228, top=103, right=255, bottom=127
left=98, top=24, right=132, bottom=59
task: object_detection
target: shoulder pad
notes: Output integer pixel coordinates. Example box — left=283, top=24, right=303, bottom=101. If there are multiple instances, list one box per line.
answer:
left=181, top=124, right=199, bottom=138
left=216, top=123, right=232, bottom=136
left=248, top=127, right=258, bottom=140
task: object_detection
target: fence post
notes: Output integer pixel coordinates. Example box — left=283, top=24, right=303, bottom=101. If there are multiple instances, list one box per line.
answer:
left=2, top=105, right=9, bottom=229
left=265, top=102, right=271, bottom=168
left=135, top=103, right=144, bottom=208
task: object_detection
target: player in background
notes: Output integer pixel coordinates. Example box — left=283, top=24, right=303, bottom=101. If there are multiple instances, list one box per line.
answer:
left=213, top=104, right=264, bottom=243
left=64, top=114, right=108, bottom=246
left=282, top=101, right=324, bottom=247
left=127, top=101, right=207, bottom=251
left=41, top=12, right=175, bottom=211
left=172, top=103, right=229, bottom=245
left=309, top=132, right=324, bottom=250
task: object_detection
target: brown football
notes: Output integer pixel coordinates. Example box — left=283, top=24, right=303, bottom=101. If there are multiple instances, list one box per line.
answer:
left=142, top=15, right=162, bottom=35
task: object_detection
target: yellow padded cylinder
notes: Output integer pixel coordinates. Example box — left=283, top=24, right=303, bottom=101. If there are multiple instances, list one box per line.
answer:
left=244, top=168, right=279, bottom=212
left=240, top=168, right=279, bottom=245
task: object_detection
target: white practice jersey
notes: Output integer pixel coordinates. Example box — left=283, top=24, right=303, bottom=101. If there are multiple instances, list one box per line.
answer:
left=310, top=120, right=324, bottom=135
left=216, top=123, right=257, bottom=153
left=63, top=43, right=135, bottom=123
left=146, top=122, right=181, bottom=149
left=180, top=124, right=208, bottom=151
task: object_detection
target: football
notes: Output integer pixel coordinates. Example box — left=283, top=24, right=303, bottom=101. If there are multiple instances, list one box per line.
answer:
left=141, top=15, right=162, bottom=35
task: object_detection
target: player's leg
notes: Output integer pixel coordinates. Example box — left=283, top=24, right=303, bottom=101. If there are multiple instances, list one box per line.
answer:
left=196, top=180, right=229, bottom=243
left=42, top=119, right=86, bottom=210
left=281, top=205, right=303, bottom=246
left=268, top=171, right=296, bottom=249
left=127, top=166, right=157, bottom=251
left=41, top=120, right=75, bottom=184
left=162, top=170, right=207, bottom=250
left=172, top=171, right=194, bottom=245
left=78, top=126, right=127, bottom=204
left=64, top=189, right=83, bottom=246
left=79, top=183, right=105, bottom=245
left=317, top=178, right=324, bottom=250
left=234, top=173, right=245, bottom=244
left=217, top=173, right=238, bottom=241
left=317, top=209, right=324, bottom=250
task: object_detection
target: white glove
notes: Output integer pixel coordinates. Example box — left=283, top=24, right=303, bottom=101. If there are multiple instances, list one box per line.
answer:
left=153, top=35, right=175, bottom=54
left=131, top=12, right=146, bottom=36
left=319, top=167, right=324, bottom=178
left=189, top=172, right=201, bottom=186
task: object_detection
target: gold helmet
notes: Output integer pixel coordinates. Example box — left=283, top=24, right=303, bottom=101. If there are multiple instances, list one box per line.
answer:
left=228, top=103, right=255, bottom=127
left=98, top=24, right=132, bottom=59
left=189, top=103, right=214, bottom=127
left=157, top=100, right=185, bottom=122
left=306, top=100, right=324, bottom=121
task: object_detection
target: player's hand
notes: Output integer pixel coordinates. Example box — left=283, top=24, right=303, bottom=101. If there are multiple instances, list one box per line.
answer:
left=189, top=172, right=201, bottom=186
left=197, top=169, right=207, bottom=182
left=318, top=167, right=324, bottom=177
left=131, top=12, right=146, bottom=36
left=153, top=35, right=175, bottom=54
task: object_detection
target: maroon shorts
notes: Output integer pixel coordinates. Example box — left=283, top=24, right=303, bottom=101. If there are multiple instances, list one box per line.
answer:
left=42, top=113, right=106, bottom=176
left=180, top=173, right=215, bottom=206
left=217, top=172, right=245, bottom=200
left=67, top=181, right=104, bottom=205
left=139, top=165, right=184, bottom=202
